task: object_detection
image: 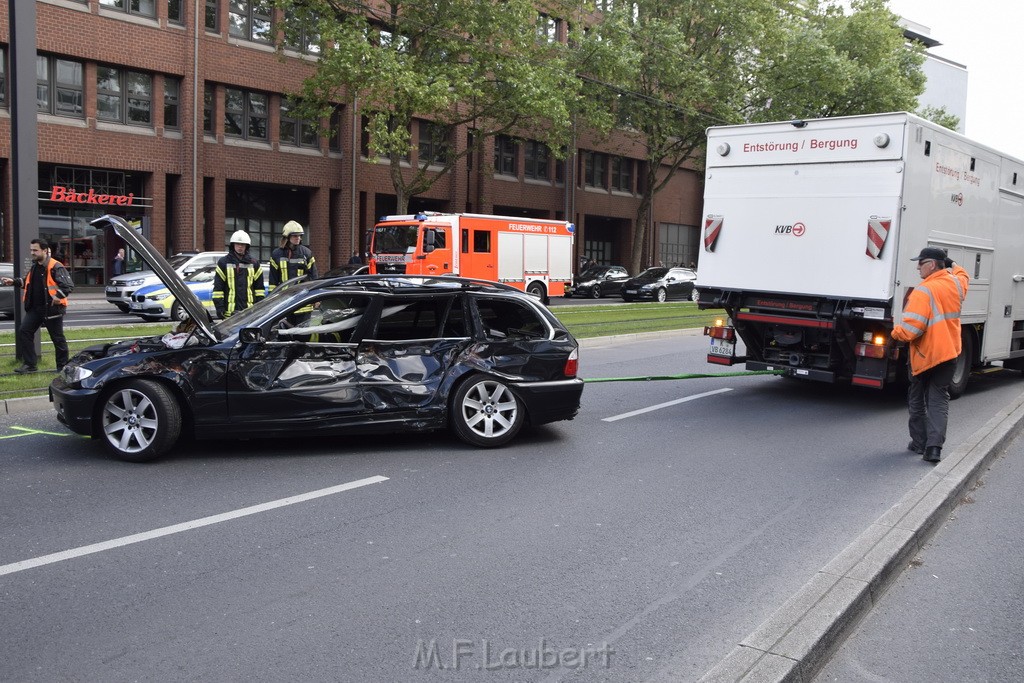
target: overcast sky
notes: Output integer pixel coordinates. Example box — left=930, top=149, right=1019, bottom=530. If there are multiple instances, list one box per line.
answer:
left=885, top=0, right=1024, bottom=159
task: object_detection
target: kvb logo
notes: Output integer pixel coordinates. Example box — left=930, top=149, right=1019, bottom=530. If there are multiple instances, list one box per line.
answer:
left=774, top=222, right=806, bottom=236
left=950, top=193, right=964, bottom=206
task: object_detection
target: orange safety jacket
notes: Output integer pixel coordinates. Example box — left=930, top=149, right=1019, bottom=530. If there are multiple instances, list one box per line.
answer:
left=892, top=264, right=969, bottom=375
left=22, top=258, right=71, bottom=308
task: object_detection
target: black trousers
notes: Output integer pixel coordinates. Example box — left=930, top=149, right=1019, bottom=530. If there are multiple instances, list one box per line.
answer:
left=18, top=307, right=69, bottom=369
left=907, top=358, right=956, bottom=449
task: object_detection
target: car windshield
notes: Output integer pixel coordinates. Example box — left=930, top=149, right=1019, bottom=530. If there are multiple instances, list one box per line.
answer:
left=167, top=253, right=193, bottom=269
left=184, top=266, right=217, bottom=283
left=212, top=281, right=312, bottom=339
left=372, top=224, right=419, bottom=254
left=639, top=267, right=668, bottom=279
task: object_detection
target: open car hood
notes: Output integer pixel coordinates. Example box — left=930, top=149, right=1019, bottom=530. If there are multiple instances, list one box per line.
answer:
left=92, top=214, right=217, bottom=341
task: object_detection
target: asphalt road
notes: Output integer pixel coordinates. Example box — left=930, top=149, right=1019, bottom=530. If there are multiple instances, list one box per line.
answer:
left=1, top=332, right=1021, bottom=681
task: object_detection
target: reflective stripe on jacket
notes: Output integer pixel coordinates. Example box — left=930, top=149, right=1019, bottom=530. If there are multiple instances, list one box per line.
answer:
left=22, top=258, right=71, bottom=309
left=212, top=252, right=265, bottom=317
left=268, top=245, right=317, bottom=289
left=892, top=264, right=969, bottom=375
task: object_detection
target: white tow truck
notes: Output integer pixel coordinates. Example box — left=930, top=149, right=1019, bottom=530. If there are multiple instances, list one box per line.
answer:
left=698, top=112, right=1024, bottom=396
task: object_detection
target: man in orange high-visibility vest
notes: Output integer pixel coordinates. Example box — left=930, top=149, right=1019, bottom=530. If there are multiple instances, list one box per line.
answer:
left=892, top=247, right=969, bottom=463
left=1, top=238, right=75, bottom=373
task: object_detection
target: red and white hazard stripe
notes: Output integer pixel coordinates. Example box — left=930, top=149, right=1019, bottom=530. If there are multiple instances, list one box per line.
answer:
left=866, top=217, right=892, bottom=259
left=704, top=215, right=723, bottom=252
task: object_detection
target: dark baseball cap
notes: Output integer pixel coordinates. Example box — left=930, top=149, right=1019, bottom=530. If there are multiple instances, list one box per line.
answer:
left=910, top=247, right=947, bottom=261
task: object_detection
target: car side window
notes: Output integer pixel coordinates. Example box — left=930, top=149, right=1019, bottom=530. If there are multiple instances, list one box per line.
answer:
left=273, top=294, right=369, bottom=343
left=474, top=297, right=547, bottom=339
left=371, top=296, right=463, bottom=341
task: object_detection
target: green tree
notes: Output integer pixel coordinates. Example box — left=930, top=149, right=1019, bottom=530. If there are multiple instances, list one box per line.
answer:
left=917, top=105, right=961, bottom=132
left=278, top=0, right=583, bottom=213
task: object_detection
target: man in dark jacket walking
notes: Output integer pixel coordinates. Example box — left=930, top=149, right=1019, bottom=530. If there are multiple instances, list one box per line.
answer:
left=212, top=230, right=265, bottom=318
left=1, top=238, right=75, bottom=373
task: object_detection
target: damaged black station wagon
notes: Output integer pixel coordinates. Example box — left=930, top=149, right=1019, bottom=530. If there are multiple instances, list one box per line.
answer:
left=50, top=215, right=583, bottom=462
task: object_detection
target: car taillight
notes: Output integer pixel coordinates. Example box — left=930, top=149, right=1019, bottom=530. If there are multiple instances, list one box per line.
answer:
left=563, top=347, right=578, bottom=378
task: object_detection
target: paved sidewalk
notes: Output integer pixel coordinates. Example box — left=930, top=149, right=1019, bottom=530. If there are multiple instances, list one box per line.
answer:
left=816, top=433, right=1024, bottom=681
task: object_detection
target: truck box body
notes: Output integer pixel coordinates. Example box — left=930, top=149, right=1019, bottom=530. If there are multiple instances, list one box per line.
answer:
left=698, top=112, right=1024, bottom=392
left=370, top=213, right=575, bottom=302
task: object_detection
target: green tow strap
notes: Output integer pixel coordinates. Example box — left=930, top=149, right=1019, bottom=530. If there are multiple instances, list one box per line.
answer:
left=582, top=370, right=783, bottom=383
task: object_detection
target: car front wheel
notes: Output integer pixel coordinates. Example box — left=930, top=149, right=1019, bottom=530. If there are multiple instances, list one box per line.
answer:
left=100, top=380, right=182, bottom=462
left=171, top=301, right=188, bottom=322
left=450, top=376, right=524, bottom=447
left=590, top=284, right=601, bottom=299
left=655, top=287, right=667, bottom=303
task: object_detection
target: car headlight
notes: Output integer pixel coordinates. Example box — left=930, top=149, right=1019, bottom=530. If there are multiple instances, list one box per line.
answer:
left=61, top=365, right=93, bottom=383
left=640, top=283, right=656, bottom=290
left=149, top=293, right=172, bottom=301
left=126, top=278, right=146, bottom=287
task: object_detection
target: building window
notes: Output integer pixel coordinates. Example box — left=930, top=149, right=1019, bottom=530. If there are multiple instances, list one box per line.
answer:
left=537, top=13, right=561, bottom=42
left=284, top=9, right=321, bottom=54
left=96, top=66, right=153, bottom=126
left=164, top=77, right=181, bottom=129
left=168, top=0, right=183, bottom=24
left=203, top=83, right=214, bottom=133
left=525, top=140, right=550, bottom=180
left=584, top=151, right=608, bottom=189
left=280, top=98, right=319, bottom=148
left=418, top=121, right=450, bottom=167
left=0, top=49, right=6, bottom=108
left=99, top=0, right=156, bottom=18
left=224, top=87, right=268, bottom=140
left=328, top=106, right=344, bottom=152
left=494, top=135, right=517, bottom=177
left=228, top=0, right=273, bottom=43
left=205, top=0, right=219, bottom=31
left=37, top=56, right=84, bottom=118
left=611, top=156, right=633, bottom=192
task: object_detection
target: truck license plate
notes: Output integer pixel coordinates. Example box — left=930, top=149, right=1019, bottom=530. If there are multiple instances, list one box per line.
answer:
left=709, top=339, right=735, bottom=357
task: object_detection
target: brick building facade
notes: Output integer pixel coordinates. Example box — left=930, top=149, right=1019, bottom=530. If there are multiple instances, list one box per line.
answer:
left=0, top=0, right=702, bottom=285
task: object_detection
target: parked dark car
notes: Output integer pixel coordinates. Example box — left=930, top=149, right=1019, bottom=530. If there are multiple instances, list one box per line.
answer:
left=1, top=262, right=14, bottom=318
left=566, top=265, right=630, bottom=299
left=620, top=267, right=698, bottom=302
left=50, top=215, right=583, bottom=462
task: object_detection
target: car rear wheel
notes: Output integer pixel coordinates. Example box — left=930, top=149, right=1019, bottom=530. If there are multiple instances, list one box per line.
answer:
left=655, top=287, right=667, bottom=303
left=450, top=376, right=524, bottom=447
left=100, top=380, right=181, bottom=462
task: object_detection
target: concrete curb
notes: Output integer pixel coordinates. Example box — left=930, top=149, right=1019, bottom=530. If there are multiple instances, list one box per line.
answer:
left=698, top=388, right=1024, bottom=683
left=3, top=394, right=51, bottom=416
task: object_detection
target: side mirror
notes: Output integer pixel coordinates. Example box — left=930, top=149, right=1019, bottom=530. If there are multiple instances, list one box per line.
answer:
left=423, top=229, right=436, bottom=253
left=239, top=327, right=264, bottom=344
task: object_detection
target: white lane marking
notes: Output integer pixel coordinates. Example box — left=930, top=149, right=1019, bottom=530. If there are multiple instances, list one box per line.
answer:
left=602, top=388, right=732, bottom=422
left=0, top=475, right=389, bottom=578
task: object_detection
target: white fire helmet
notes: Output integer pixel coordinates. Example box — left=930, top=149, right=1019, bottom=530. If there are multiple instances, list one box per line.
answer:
left=282, top=221, right=305, bottom=237
left=229, top=230, right=251, bottom=246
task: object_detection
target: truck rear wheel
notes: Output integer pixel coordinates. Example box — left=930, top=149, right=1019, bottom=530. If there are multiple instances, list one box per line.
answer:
left=526, top=281, right=547, bottom=304
left=948, top=328, right=973, bottom=399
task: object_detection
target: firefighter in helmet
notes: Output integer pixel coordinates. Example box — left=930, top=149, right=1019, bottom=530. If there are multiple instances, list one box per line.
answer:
left=212, top=230, right=265, bottom=318
left=269, top=220, right=318, bottom=290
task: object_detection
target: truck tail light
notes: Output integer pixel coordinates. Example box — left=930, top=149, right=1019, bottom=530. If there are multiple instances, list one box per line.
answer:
left=563, top=348, right=578, bottom=378
left=704, top=321, right=735, bottom=341
left=855, top=341, right=886, bottom=359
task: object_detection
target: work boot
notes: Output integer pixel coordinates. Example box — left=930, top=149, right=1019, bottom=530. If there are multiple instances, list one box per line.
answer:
left=907, top=441, right=925, bottom=455
left=13, top=364, right=38, bottom=374
left=923, top=446, right=942, bottom=463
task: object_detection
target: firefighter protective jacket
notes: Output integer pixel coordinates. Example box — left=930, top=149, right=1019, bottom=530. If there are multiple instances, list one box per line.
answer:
left=20, top=257, right=74, bottom=313
left=268, top=244, right=317, bottom=289
left=892, top=264, right=969, bottom=375
left=212, top=251, right=265, bottom=318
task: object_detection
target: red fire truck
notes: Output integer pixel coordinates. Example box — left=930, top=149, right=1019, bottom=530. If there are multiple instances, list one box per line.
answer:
left=369, top=212, right=575, bottom=302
